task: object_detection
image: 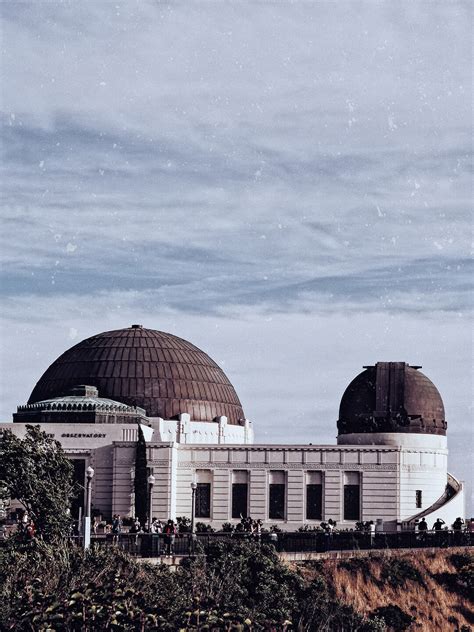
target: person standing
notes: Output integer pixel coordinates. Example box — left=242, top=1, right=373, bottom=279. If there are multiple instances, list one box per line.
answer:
left=164, top=519, right=176, bottom=557
left=417, top=518, right=428, bottom=544
left=112, top=514, right=122, bottom=545
left=432, top=517, right=445, bottom=546
left=433, top=518, right=445, bottom=531
left=369, top=521, right=376, bottom=547
left=452, top=517, right=465, bottom=544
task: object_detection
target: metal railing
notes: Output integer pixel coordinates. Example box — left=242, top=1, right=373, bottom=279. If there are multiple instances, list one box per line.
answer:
left=81, top=530, right=473, bottom=557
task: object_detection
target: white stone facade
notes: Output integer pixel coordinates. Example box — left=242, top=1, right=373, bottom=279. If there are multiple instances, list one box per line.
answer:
left=1, top=419, right=464, bottom=532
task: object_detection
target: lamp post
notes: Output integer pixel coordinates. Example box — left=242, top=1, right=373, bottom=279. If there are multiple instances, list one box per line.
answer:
left=190, top=482, right=197, bottom=534
left=147, top=474, right=155, bottom=531
left=83, top=466, right=94, bottom=550
left=189, top=481, right=197, bottom=554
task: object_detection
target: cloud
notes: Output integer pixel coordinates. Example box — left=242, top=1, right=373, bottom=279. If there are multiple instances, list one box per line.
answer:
left=1, top=3, right=472, bottom=505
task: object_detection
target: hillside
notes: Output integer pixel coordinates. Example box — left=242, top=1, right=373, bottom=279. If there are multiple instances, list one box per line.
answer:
left=296, top=549, right=473, bottom=631
left=1, top=537, right=472, bottom=631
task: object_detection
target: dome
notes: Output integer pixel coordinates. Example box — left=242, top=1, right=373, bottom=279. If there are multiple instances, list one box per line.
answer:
left=28, top=325, right=245, bottom=424
left=338, top=362, right=446, bottom=436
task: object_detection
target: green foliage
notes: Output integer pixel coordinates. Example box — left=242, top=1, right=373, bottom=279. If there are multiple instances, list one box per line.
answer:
left=195, top=522, right=216, bottom=533
left=380, top=558, right=425, bottom=588
left=1, top=540, right=187, bottom=630
left=297, top=524, right=322, bottom=532
left=2, top=538, right=381, bottom=631
left=370, top=605, right=414, bottom=631
left=434, top=551, right=473, bottom=600
left=340, top=556, right=374, bottom=577
left=176, top=515, right=191, bottom=532
left=179, top=540, right=303, bottom=626
left=296, top=575, right=385, bottom=632
left=134, top=425, right=148, bottom=527
left=450, top=552, right=473, bottom=571
left=0, top=424, right=74, bottom=542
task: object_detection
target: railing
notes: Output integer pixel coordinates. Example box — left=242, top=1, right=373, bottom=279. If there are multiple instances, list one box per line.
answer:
left=80, top=530, right=473, bottom=557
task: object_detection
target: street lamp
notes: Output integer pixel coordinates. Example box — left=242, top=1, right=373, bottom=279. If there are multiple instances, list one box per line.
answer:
left=83, top=466, right=94, bottom=550
left=189, top=481, right=197, bottom=555
left=190, top=481, right=197, bottom=534
left=147, top=474, right=155, bottom=530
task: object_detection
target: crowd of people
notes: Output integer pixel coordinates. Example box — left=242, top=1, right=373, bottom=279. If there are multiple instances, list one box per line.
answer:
left=235, top=515, right=264, bottom=538
left=100, top=515, right=178, bottom=555
left=11, top=510, right=470, bottom=551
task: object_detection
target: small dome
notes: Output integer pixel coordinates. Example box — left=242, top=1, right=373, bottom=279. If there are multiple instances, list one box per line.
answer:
left=338, top=362, right=446, bottom=436
left=28, top=326, right=245, bottom=424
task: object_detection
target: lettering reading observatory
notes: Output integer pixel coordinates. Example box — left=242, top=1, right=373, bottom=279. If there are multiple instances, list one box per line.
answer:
left=61, top=433, right=106, bottom=438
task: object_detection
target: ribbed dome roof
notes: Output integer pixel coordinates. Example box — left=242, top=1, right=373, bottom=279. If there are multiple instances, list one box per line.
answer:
left=28, top=325, right=245, bottom=424
left=338, top=362, right=446, bottom=436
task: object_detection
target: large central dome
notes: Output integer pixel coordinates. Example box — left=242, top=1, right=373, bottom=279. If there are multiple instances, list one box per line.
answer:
left=28, top=325, right=245, bottom=424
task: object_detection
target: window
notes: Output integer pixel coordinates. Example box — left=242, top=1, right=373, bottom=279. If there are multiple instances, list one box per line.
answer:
left=269, top=471, right=285, bottom=520
left=306, top=472, right=323, bottom=520
left=194, top=470, right=212, bottom=519
left=343, top=472, right=360, bottom=521
left=415, top=490, right=422, bottom=508
left=232, top=471, right=248, bottom=519
left=69, top=459, right=85, bottom=519
left=232, top=484, right=248, bottom=518
left=195, top=483, right=211, bottom=518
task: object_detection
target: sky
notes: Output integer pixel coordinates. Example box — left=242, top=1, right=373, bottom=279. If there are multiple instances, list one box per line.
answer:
left=1, top=3, right=472, bottom=507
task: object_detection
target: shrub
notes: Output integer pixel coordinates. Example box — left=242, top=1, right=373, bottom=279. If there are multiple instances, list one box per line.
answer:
left=176, top=516, right=191, bottom=533
left=434, top=552, right=473, bottom=599
left=381, top=558, right=425, bottom=588
left=297, top=524, right=321, bottom=532
left=0, top=540, right=188, bottom=629
left=450, top=551, right=473, bottom=571
left=298, top=576, right=386, bottom=631
left=340, top=556, right=374, bottom=577
left=195, top=522, right=216, bottom=533
left=371, top=605, right=414, bottom=631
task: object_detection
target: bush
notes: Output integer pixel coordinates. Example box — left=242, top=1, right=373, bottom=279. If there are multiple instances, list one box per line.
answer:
left=195, top=522, right=216, bottom=533
left=381, top=558, right=425, bottom=588
left=434, top=552, right=473, bottom=599
left=371, top=605, right=414, bottom=631
left=297, top=524, right=321, bottom=532
left=176, top=516, right=191, bottom=533
left=340, top=556, right=374, bottom=577
left=0, top=540, right=187, bottom=630
left=298, top=576, right=386, bottom=631
left=450, top=552, right=472, bottom=570
left=3, top=537, right=391, bottom=631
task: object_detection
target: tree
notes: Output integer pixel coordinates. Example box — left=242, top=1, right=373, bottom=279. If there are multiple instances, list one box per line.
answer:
left=0, top=424, right=74, bottom=542
left=134, top=425, right=148, bottom=526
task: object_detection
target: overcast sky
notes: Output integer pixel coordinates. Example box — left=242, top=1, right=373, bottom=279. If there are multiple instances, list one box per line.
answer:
left=1, top=3, right=472, bottom=505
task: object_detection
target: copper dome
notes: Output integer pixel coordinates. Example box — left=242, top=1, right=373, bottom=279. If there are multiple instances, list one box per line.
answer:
left=28, top=325, right=245, bottom=424
left=338, top=362, right=446, bottom=436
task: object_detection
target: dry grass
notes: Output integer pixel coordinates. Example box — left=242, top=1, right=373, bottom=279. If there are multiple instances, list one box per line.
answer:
left=296, top=549, right=473, bottom=631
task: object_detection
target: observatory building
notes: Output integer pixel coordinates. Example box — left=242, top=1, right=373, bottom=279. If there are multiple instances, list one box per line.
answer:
left=2, top=325, right=465, bottom=531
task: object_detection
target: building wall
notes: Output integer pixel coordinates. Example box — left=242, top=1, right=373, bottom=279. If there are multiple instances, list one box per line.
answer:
left=174, top=445, right=404, bottom=530
left=1, top=422, right=459, bottom=530
left=399, top=447, right=448, bottom=519
left=148, top=416, right=253, bottom=444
